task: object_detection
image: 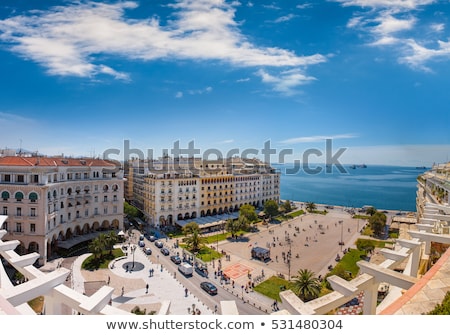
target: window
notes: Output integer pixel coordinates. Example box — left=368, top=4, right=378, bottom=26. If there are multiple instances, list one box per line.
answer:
left=33, top=174, right=39, bottom=183
left=113, top=195, right=117, bottom=201
left=4, top=174, right=11, bottom=182
left=94, top=208, right=98, bottom=215
left=85, top=209, right=89, bottom=217
left=1, top=191, right=10, bottom=201
left=104, top=196, right=108, bottom=202
left=16, top=207, right=22, bottom=216
left=30, top=223, right=36, bottom=233
left=3, top=221, right=7, bottom=231
left=2, top=206, right=7, bottom=215
left=15, top=192, right=24, bottom=201
left=16, top=222, right=22, bottom=233
left=113, top=206, right=117, bottom=214
left=29, top=192, right=38, bottom=202
left=94, top=196, right=98, bottom=203
left=30, top=208, right=36, bottom=217
left=94, top=185, right=98, bottom=191
left=68, top=212, right=71, bottom=221
left=103, top=207, right=108, bottom=214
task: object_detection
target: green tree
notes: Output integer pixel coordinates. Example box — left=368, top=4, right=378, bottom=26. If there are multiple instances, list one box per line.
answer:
left=428, top=291, right=450, bottom=315
left=369, top=211, right=387, bottom=236
left=281, top=200, right=292, bottom=213
left=264, top=199, right=279, bottom=218
left=184, top=228, right=204, bottom=253
left=182, top=222, right=200, bottom=236
left=291, top=269, right=322, bottom=302
left=105, top=231, right=118, bottom=255
left=239, top=204, right=258, bottom=222
left=88, top=237, right=104, bottom=260
left=225, top=216, right=249, bottom=238
left=124, top=201, right=140, bottom=218
left=365, top=206, right=377, bottom=216
left=182, top=222, right=204, bottom=252
left=305, top=202, right=317, bottom=212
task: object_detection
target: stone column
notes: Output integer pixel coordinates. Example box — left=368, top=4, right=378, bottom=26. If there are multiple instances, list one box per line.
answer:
left=363, top=282, right=378, bottom=315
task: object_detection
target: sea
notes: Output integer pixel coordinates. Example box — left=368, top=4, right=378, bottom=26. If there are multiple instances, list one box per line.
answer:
left=278, top=164, right=427, bottom=212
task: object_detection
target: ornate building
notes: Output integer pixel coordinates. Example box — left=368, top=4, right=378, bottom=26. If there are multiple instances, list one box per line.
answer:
left=0, top=155, right=124, bottom=264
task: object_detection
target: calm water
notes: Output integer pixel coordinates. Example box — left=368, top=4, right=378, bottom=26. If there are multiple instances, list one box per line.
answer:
left=279, top=164, right=426, bottom=212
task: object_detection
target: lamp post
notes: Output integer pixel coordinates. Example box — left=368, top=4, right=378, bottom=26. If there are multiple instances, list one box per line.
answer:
left=131, top=244, right=137, bottom=269
left=339, top=220, right=344, bottom=251
left=286, top=238, right=292, bottom=280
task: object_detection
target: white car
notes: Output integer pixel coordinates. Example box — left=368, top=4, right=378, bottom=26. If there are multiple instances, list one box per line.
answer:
left=138, top=240, right=145, bottom=247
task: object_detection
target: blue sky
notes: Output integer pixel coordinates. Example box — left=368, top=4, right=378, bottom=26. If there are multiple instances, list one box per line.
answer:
left=0, top=0, right=449, bottom=166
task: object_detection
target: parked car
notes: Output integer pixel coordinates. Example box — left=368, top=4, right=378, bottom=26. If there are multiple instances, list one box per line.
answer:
left=148, top=235, right=156, bottom=242
left=155, top=240, right=163, bottom=248
left=170, top=255, right=181, bottom=264
left=160, top=247, right=170, bottom=256
left=200, top=281, right=217, bottom=295
left=144, top=247, right=152, bottom=255
left=138, top=240, right=145, bottom=247
left=139, top=234, right=145, bottom=241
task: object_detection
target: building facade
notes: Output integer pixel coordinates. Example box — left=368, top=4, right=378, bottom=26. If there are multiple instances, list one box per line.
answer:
left=126, top=157, right=280, bottom=228
left=0, top=155, right=124, bottom=264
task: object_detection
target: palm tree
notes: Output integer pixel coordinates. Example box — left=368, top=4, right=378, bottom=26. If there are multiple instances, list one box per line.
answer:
left=291, top=269, right=322, bottom=302
left=305, top=202, right=317, bottom=212
left=185, top=228, right=204, bottom=253
left=88, top=238, right=104, bottom=260
left=105, top=231, right=118, bottom=255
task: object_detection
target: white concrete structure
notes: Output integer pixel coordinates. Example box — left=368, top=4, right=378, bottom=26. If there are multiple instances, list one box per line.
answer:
left=0, top=215, right=129, bottom=315
left=0, top=155, right=124, bottom=264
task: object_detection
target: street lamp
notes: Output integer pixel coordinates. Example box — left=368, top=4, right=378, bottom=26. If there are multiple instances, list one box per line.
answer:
left=286, top=238, right=292, bottom=280
left=130, top=244, right=137, bottom=269
left=339, top=220, right=344, bottom=251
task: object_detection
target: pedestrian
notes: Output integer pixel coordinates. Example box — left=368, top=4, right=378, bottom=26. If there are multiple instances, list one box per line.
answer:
left=185, top=288, right=188, bottom=297
left=146, top=283, right=149, bottom=294
left=121, top=287, right=124, bottom=296
left=107, top=275, right=110, bottom=285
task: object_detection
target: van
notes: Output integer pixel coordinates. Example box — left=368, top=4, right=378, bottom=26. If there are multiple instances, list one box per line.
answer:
left=178, top=263, right=193, bottom=277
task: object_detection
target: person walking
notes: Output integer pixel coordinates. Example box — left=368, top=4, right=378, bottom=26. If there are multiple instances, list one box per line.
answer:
left=146, top=283, right=149, bottom=294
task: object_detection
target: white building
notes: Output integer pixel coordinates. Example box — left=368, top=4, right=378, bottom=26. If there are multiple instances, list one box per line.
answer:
left=126, top=157, right=280, bottom=228
left=0, top=155, right=124, bottom=265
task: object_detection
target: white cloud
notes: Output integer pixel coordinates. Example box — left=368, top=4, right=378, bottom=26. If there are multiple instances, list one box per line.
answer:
left=236, top=77, right=250, bottom=82
left=274, top=14, right=296, bottom=23
left=256, top=68, right=316, bottom=95
left=0, top=0, right=326, bottom=91
left=175, top=91, right=183, bottom=98
left=280, top=134, right=358, bottom=144
left=334, top=0, right=449, bottom=71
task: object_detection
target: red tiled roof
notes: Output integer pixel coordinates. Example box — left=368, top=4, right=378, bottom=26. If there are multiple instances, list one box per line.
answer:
left=0, top=156, right=118, bottom=167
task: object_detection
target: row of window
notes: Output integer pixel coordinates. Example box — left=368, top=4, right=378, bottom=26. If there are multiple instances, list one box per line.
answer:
left=1, top=221, right=36, bottom=233
left=1, top=191, right=37, bottom=201
left=0, top=171, right=117, bottom=184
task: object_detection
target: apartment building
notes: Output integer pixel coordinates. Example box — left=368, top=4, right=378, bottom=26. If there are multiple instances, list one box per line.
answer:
left=127, top=157, right=280, bottom=228
left=0, top=155, right=124, bottom=265
left=416, top=162, right=450, bottom=229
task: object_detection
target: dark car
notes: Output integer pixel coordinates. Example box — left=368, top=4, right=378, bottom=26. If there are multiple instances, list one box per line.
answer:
left=170, top=255, right=181, bottom=264
left=144, top=247, right=152, bottom=255
left=200, top=281, right=217, bottom=295
left=155, top=240, right=163, bottom=248
left=160, top=247, right=170, bottom=256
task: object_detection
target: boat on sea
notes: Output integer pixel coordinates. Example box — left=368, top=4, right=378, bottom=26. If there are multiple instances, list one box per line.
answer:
left=358, top=164, right=367, bottom=168
left=349, top=165, right=356, bottom=169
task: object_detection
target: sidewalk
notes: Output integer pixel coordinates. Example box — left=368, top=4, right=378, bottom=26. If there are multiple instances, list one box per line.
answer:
left=70, top=247, right=212, bottom=315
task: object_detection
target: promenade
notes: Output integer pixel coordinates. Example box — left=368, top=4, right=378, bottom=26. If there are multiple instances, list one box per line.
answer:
left=40, top=205, right=415, bottom=315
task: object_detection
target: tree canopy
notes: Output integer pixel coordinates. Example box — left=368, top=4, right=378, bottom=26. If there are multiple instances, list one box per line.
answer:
left=239, top=204, right=258, bottom=222
left=264, top=199, right=279, bottom=218
left=368, top=211, right=387, bottom=236
left=291, top=269, right=322, bottom=302
left=305, top=202, right=317, bottom=212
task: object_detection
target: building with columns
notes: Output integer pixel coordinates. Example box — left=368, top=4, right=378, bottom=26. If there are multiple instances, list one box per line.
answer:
left=0, top=155, right=124, bottom=265
left=127, top=157, right=280, bottom=229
